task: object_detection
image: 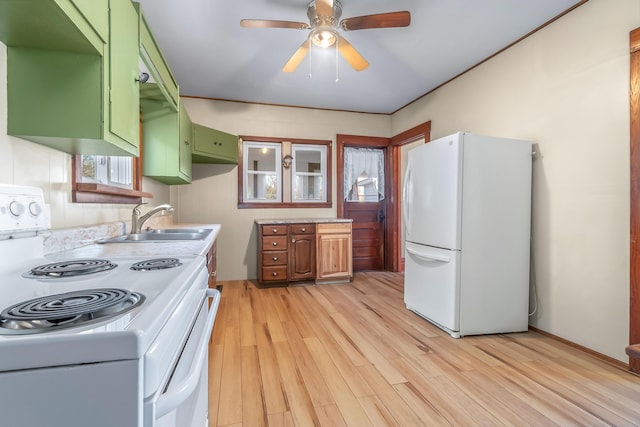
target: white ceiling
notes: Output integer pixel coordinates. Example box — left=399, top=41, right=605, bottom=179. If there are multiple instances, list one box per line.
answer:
left=136, top=0, right=584, bottom=114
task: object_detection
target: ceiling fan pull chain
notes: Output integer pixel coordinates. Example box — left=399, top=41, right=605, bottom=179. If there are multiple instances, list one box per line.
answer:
left=308, top=38, right=313, bottom=79
left=335, top=37, right=340, bottom=82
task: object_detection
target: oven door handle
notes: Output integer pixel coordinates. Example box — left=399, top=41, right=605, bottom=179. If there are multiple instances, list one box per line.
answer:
left=155, top=288, right=220, bottom=418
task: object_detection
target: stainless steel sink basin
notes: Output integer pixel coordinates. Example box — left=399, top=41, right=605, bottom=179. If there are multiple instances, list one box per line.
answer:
left=99, top=228, right=212, bottom=243
left=148, top=228, right=209, bottom=234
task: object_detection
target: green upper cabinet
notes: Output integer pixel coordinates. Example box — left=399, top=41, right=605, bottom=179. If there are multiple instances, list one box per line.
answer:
left=192, top=124, right=238, bottom=164
left=0, top=0, right=106, bottom=54
left=0, top=0, right=140, bottom=156
left=142, top=101, right=192, bottom=185
left=135, top=3, right=179, bottom=115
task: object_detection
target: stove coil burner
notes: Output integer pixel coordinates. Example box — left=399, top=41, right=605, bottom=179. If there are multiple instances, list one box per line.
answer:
left=130, top=258, right=182, bottom=271
left=24, top=259, right=117, bottom=278
left=0, top=288, right=144, bottom=334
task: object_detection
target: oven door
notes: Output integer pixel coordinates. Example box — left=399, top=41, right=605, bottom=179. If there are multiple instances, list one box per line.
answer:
left=151, top=288, right=220, bottom=427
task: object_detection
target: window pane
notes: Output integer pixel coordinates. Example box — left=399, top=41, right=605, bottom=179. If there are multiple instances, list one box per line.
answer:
left=247, top=146, right=277, bottom=172
left=293, top=175, right=324, bottom=201
left=294, top=149, right=321, bottom=173
left=243, top=142, right=281, bottom=202
left=344, top=147, right=385, bottom=202
left=291, top=144, right=326, bottom=202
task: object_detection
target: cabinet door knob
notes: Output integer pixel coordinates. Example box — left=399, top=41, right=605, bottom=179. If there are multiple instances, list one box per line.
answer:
left=272, top=272, right=278, bottom=276
left=272, top=242, right=278, bottom=246
left=273, top=256, right=278, bottom=261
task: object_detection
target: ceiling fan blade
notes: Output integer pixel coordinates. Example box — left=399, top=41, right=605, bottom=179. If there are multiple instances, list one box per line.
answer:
left=283, top=39, right=310, bottom=72
left=337, top=35, right=368, bottom=71
left=340, top=11, right=411, bottom=31
left=240, top=19, right=309, bottom=30
left=315, top=0, right=334, bottom=17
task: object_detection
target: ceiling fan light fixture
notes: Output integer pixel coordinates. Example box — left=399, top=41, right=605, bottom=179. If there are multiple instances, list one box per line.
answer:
left=310, top=28, right=337, bottom=48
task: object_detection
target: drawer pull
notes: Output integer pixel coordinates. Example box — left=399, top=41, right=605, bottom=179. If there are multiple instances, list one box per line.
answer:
left=301, top=227, right=306, bottom=232
left=272, top=228, right=278, bottom=233
left=272, top=272, right=278, bottom=277
left=272, top=242, right=278, bottom=246
left=272, top=256, right=278, bottom=261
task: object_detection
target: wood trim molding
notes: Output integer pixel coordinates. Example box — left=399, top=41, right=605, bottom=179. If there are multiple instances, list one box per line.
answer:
left=72, top=116, right=150, bottom=204
left=237, top=136, right=332, bottom=209
left=629, top=27, right=640, bottom=373
left=529, top=326, right=629, bottom=372
left=388, top=121, right=431, bottom=272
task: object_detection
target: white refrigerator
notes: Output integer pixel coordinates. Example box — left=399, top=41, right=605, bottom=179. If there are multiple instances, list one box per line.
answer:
left=403, top=132, right=532, bottom=337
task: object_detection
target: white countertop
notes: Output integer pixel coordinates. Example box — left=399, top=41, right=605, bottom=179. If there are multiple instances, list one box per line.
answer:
left=255, top=218, right=352, bottom=225
left=49, top=224, right=220, bottom=260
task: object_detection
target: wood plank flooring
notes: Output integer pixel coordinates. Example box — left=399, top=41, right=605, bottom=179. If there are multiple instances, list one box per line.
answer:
left=208, top=272, right=640, bottom=426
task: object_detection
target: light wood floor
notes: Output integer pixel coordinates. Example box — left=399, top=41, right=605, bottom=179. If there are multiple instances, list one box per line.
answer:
left=208, top=272, right=640, bottom=426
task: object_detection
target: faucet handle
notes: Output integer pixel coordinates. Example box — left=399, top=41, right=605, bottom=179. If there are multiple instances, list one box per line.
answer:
left=133, top=202, right=148, bottom=214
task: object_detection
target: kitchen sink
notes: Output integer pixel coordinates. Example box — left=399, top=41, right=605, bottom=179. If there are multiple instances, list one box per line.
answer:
left=99, top=228, right=212, bottom=243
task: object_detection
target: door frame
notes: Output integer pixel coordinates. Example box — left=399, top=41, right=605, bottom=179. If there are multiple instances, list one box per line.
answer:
left=629, top=28, right=640, bottom=372
left=389, top=121, right=431, bottom=272
left=337, top=134, right=391, bottom=270
left=336, top=121, right=431, bottom=272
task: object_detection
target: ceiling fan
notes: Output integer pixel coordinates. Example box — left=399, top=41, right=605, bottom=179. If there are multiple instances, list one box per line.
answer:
left=240, top=0, right=411, bottom=72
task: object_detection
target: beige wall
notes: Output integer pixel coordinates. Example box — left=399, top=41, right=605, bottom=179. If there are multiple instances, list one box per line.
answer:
left=0, top=43, right=170, bottom=229
left=393, top=0, right=637, bottom=362
left=0, top=0, right=635, bottom=363
left=176, top=98, right=390, bottom=282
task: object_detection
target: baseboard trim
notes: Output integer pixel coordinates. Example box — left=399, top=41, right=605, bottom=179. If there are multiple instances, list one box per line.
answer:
left=528, top=326, right=630, bottom=372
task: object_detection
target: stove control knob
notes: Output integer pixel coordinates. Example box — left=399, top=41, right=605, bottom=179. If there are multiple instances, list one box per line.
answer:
left=9, top=200, right=25, bottom=217
left=29, top=202, right=42, bottom=217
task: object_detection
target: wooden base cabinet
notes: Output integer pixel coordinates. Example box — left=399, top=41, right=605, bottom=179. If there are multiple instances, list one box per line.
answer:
left=316, top=223, right=353, bottom=284
left=289, top=224, right=316, bottom=281
left=258, top=224, right=290, bottom=284
left=257, top=221, right=351, bottom=285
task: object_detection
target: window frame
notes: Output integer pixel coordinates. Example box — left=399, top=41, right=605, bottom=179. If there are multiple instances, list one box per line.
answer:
left=242, top=141, right=282, bottom=203
left=71, top=119, right=152, bottom=204
left=291, top=143, right=327, bottom=203
left=237, top=136, right=332, bottom=209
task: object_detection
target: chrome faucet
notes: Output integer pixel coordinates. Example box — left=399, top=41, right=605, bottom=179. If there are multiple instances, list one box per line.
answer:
left=131, top=203, right=175, bottom=234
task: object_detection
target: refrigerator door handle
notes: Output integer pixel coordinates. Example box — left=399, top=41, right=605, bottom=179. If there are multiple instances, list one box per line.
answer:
left=406, top=247, right=451, bottom=263
left=403, top=162, right=412, bottom=237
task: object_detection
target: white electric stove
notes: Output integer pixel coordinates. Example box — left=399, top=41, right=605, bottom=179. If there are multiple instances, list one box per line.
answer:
left=0, top=185, right=220, bottom=427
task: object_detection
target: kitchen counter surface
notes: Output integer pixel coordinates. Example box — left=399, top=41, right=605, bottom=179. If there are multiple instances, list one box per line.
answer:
left=49, top=224, right=220, bottom=260
left=255, top=218, right=352, bottom=225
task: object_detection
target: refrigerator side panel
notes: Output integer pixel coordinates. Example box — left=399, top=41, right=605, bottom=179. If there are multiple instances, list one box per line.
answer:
left=404, top=242, right=460, bottom=333
left=404, top=132, right=463, bottom=250
left=458, top=134, right=532, bottom=335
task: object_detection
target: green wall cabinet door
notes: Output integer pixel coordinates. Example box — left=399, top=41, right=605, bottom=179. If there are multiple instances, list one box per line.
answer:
left=192, top=124, right=238, bottom=164
left=142, top=102, right=192, bottom=185
left=136, top=4, right=179, bottom=114
left=109, top=0, right=140, bottom=147
left=0, top=0, right=106, bottom=53
left=1, top=0, right=140, bottom=156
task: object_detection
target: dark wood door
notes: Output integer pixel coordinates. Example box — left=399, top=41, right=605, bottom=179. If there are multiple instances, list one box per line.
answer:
left=343, top=202, right=385, bottom=271
left=337, top=135, right=390, bottom=272
left=289, top=233, right=316, bottom=280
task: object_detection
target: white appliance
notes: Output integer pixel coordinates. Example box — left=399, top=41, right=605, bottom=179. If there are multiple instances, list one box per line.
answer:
left=403, top=132, right=532, bottom=338
left=0, top=185, right=220, bottom=426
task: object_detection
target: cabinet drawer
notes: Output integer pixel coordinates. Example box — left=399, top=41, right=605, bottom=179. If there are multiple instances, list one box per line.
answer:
left=262, top=250, right=288, bottom=266
left=262, top=236, right=288, bottom=251
left=317, top=222, right=352, bottom=234
left=262, top=266, right=288, bottom=282
left=290, top=224, right=315, bottom=234
left=262, top=225, right=288, bottom=235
